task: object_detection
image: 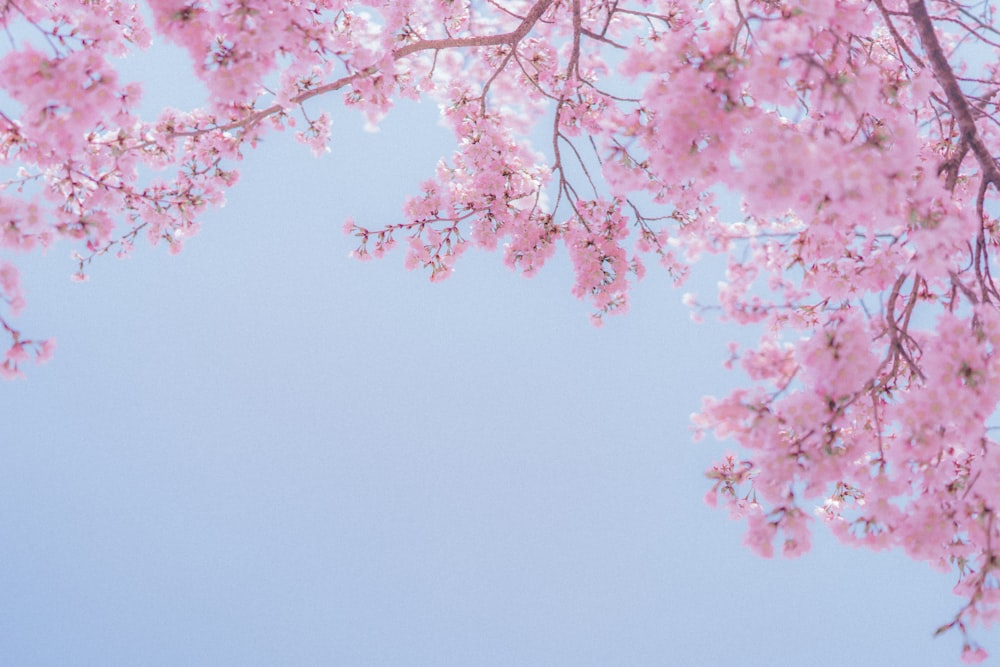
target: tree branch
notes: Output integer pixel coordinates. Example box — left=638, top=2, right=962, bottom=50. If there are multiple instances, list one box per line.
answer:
left=394, top=0, right=555, bottom=58
left=140, top=0, right=557, bottom=143
left=908, top=0, right=1000, bottom=188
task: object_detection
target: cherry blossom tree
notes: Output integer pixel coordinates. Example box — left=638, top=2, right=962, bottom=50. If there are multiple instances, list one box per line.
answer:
left=2, top=0, right=999, bottom=659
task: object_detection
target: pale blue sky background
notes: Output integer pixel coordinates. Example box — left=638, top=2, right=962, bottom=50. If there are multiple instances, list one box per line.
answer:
left=0, top=30, right=997, bottom=666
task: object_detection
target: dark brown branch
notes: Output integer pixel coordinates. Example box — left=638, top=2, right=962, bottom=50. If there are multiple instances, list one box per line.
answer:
left=909, top=0, right=1000, bottom=189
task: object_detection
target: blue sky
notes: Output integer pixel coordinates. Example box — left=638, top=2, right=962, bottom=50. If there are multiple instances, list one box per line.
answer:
left=0, top=40, right=996, bottom=665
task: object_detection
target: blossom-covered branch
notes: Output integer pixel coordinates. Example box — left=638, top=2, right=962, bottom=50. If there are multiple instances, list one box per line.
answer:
left=2, top=0, right=1000, bottom=660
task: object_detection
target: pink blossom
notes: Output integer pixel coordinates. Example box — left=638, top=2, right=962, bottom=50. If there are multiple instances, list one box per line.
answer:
left=961, top=645, right=989, bottom=664
left=0, top=1, right=997, bottom=659
left=35, top=339, right=56, bottom=364
left=5, top=343, right=28, bottom=363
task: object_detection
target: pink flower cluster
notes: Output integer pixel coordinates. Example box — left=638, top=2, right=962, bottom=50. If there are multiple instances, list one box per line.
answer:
left=1, top=0, right=1000, bottom=659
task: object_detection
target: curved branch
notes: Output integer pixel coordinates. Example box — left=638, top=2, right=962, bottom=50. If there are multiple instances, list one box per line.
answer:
left=394, top=0, right=555, bottom=58
left=136, top=0, right=558, bottom=145
left=908, top=0, right=1000, bottom=189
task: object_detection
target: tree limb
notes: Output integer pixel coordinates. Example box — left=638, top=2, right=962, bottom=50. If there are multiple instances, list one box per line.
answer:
left=909, top=0, right=1000, bottom=188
